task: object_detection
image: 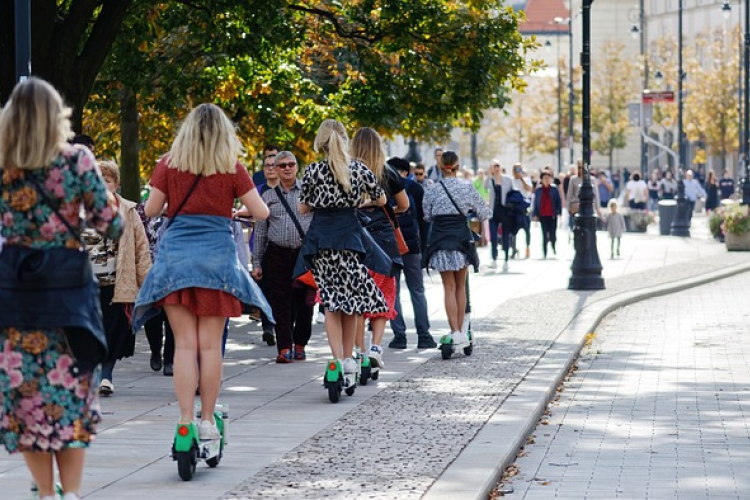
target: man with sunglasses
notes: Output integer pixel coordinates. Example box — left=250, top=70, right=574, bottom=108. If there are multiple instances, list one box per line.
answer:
left=251, top=151, right=313, bottom=363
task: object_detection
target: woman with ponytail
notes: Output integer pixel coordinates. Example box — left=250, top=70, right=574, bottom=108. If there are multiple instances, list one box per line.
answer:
left=350, top=127, right=409, bottom=368
left=297, top=120, right=390, bottom=382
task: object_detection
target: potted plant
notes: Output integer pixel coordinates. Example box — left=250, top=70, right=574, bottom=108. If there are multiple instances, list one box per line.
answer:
left=722, top=204, right=750, bottom=251
left=709, top=206, right=725, bottom=242
left=624, top=209, right=654, bottom=233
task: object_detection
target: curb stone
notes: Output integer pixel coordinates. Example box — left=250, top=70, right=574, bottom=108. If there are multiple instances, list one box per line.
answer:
left=422, top=259, right=750, bottom=500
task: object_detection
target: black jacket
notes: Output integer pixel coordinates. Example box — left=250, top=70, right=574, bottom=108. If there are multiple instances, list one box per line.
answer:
left=422, top=214, right=479, bottom=272
left=394, top=177, right=425, bottom=255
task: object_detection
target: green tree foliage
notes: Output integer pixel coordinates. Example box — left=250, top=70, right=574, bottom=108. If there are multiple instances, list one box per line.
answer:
left=2, top=1, right=535, bottom=193
left=590, top=41, right=637, bottom=169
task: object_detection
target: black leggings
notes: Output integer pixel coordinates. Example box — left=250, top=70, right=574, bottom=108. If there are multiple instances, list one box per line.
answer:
left=539, top=216, right=557, bottom=256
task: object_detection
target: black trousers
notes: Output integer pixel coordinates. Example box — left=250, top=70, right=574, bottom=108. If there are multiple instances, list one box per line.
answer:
left=264, top=243, right=314, bottom=352
left=144, top=310, right=174, bottom=365
left=539, top=216, right=557, bottom=256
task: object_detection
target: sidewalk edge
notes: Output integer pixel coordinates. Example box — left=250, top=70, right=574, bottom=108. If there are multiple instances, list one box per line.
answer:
left=422, top=260, right=750, bottom=500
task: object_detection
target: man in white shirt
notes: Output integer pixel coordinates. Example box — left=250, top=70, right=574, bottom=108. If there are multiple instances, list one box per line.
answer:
left=682, top=169, right=706, bottom=221
left=624, top=172, right=648, bottom=210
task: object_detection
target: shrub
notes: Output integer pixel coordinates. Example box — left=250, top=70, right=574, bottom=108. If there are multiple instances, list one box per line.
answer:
left=722, top=204, right=750, bottom=236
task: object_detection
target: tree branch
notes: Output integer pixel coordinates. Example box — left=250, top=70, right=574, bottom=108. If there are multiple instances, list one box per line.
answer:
left=288, top=4, right=380, bottom=44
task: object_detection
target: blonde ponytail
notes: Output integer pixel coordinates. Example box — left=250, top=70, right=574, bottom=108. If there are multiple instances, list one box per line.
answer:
left=314, top=119, right=351, bottom=192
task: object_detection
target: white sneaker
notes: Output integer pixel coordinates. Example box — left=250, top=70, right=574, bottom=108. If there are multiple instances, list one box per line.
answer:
left=451, top=330, right=470, bottom=345
left=488, top=260, right=497, bottom=269
left=199, top=419, right=220, bottom=440
left=368, top=345, right=384, bottom=368
left=316, top=312, right=325, bottom=324
left=62, top=494, right=82, bottom=500
left=502, top=261, right=509, bottom=272
left=342, top=357, right=358, bottom=374
left=461, top=316, right=470, bottom=337
left=98, top=379, right=114, bottom=396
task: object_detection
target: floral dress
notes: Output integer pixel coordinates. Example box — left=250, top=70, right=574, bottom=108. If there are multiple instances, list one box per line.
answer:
left=300, top=160, right=388, bottom=315
left=0, top=145, right=122, bottom=453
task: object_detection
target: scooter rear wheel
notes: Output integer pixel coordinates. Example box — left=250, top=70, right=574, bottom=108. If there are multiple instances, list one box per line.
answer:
left=345, top=385, right=356, bottom=396
left=440, top=344, right=453, bottom=360
left=176, top=447, right=198, bottom=481
left=360, top=366, right=370, bottom=385
left=328, top=380, right=342, bottom=403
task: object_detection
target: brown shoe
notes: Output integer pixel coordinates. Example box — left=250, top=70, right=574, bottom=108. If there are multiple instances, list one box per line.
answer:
left=276, top=349, right=293, bottom=364
left=525, top=248, right=530, bottom=259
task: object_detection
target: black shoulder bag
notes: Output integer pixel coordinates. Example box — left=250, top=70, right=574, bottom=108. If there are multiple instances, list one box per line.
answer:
left=440, top=181, right=480, bottom=242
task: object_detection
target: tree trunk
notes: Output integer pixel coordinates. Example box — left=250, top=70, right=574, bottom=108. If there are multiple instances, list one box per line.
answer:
left=120, top=86, right=140, bottom=201
left=0, top=1, right=134, bottom=131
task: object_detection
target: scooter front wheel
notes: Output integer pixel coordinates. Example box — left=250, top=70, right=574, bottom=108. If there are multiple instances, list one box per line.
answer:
left=371, top=369, right=380, bottom=381
left=463, top=343, right=473, bottom=356
left=176, top=448, right=198, bottom=481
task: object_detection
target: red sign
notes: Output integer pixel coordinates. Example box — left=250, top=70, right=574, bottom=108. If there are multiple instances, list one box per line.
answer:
left=642, top=90, right=675, bottom=103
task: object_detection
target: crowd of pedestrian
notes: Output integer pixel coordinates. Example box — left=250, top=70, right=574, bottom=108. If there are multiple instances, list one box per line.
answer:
left=0, top=76, right=739, bottom=499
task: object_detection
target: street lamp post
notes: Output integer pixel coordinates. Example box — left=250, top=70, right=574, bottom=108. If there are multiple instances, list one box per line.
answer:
left=14, top=0, right=32, bottom=82
left=670, top=0, right=691, bottom=236
left=569, top=0, right=604, bottom=291
left=554, top=15, right=575, bottom=168
left=742, top=0, right=750, bottom=205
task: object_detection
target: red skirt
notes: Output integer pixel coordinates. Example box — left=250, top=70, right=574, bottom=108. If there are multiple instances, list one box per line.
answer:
left=159, top=287, right=242, bottom=317
left=364, top=271, right=397, bottom=320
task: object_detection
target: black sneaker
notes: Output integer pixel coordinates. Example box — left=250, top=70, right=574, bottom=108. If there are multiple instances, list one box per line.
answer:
left=417, top=334, right=437, bottom=349
left=150, top=353, right=163, bottom=372
left=163, top=364, right=173, bottom=376
left=388, top=336, right=407, bottom=349
left=262, top=330, right=276, bottom=346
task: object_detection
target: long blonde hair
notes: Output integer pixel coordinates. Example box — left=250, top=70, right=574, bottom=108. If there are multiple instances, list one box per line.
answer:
left=0, top=77, right=73, bottom=170
left=314, top=119, right=351, bottom=192
left=350, top=127, right=386, bottom=185
left=167, top=103, right=244, bottom=176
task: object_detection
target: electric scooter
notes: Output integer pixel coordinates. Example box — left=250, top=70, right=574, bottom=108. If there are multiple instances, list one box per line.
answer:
left=323, top=359, right=357, bottom=403
left=172, top=404, right=228, bottom=481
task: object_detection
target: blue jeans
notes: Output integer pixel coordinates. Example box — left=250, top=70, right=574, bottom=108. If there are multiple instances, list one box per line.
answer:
left=390, top=253, right=430, bottom=337
left=489, top=218, right=511, bottom=262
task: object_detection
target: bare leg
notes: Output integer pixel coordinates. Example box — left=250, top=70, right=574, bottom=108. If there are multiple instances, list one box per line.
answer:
left=440, top=271, right=459, bottom=331
left=453, top=267, right=469, bottom=331
left=370, top=317, right=387, bottom=348
left=196, top=315, right=226, bottom=424
left=165, top=304, right=199, bottom=422
left=341, top=313, right=359, bottom=359
left=325, top=310, right=344, bottom=359
left=355, top=315, right=366, bottom=352
left=55, top=448, right=86, bottom=496
left=23, top=452, right=54, bottom=497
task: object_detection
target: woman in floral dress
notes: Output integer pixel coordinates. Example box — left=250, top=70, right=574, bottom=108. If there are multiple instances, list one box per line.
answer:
left=0, top=78, right=122, bottom=500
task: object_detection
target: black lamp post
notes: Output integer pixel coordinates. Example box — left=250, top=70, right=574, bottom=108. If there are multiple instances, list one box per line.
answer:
left=569, top=0, right=604, bottom=291
left=742, top=0, right=750, bottom=205
left=670, top=0, right=691, bottom=236
left=404, top=138, right=422, bottom=164
left=14, top=0, right=32, bottom=82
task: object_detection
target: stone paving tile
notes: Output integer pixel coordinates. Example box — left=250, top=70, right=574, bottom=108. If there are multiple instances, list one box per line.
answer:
left=504, top=272, right=750, bottom=500
left=225, top=255, right=750, bottom=499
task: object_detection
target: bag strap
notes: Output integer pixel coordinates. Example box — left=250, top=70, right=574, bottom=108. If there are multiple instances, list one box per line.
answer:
left=382, top=204, right=401, bottom=229
left=439, top=180, right=465, bottom=217
left=26, top=173, right=83, bottom=243
left=164, top=175, right=202, bottom=230
left=273, top=185, right=305, bottom=240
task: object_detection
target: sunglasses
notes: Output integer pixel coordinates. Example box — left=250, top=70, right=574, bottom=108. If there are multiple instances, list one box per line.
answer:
left=414, top=172, right=425, bottom=176
left=276, top=162, right=297, bottom=169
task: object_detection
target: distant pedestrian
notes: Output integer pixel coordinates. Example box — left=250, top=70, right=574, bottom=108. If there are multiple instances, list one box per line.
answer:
left=597, top=171, right=613, bottom=210
left=252, top=144, right=279, bottom=187
left=386, top=157, right=435, bottom=350
left=251, top=151, right=314, bottom=363
left=624, top=172, right=648, bottom=210
left=413, top=163, right=428, bottom=186
left=719, top=169, right=735, bottom=200
left=84, top=160, right=151, bottom=397
left=137, top=201, right=175, bottom=376
left=511, top=164, right=533, bottom=259
left=532, top=171, right=562, bottom=259
left=426, top=147, right=444, bottom=183
left=683, top=170, right=706, bottom=220
left=647, top=171, right=660, bottom=211
left=423, top=151, right=491, bottom=345
left=135, top=103, right=272, bottom=442
left=606, top=199, right=626, bottom=259
left=704, top=170, right=719, bottom=213
left=659, top=170, right=677, bottom=199
left=0, top=77, right=123, bottom=500
left=484, top=161, right=513, bottom=270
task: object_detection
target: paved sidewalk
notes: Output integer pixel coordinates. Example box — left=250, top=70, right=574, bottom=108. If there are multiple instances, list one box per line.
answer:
left=501, top=272, right=750, bottom=499
left=2, top=218, right=749, bottom=499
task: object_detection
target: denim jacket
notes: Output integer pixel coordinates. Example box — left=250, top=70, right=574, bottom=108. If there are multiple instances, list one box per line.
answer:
left=132, top=215, right=273, bottom=331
